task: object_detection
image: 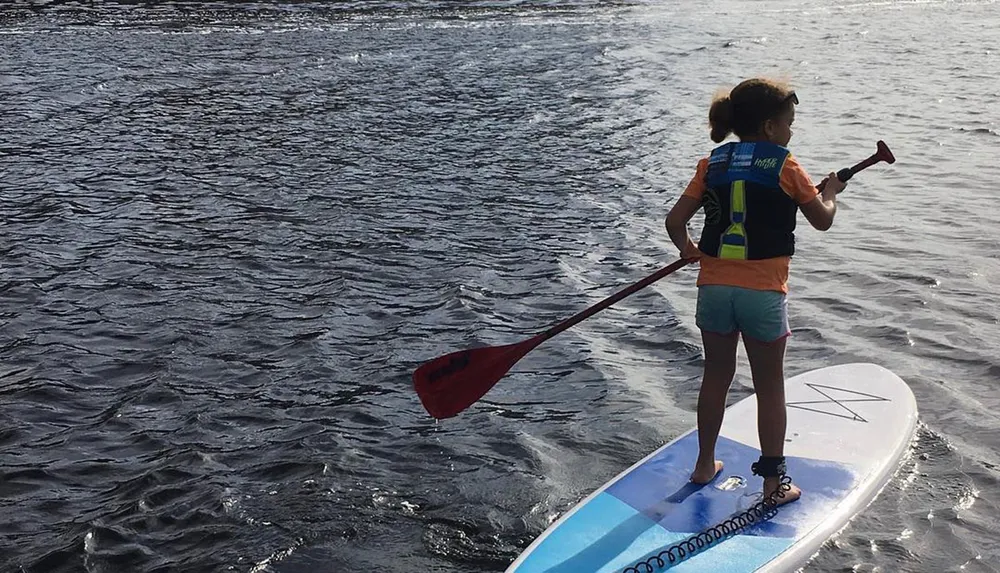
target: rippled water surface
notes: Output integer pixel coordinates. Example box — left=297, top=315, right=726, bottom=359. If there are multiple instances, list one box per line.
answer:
left=2, top=1, right=999, bottom=571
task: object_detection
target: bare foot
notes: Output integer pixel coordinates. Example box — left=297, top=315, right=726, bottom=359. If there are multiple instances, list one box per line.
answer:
left=690, top=460, right=724, bottom=484
left=764, top=477, right=801, bottom=506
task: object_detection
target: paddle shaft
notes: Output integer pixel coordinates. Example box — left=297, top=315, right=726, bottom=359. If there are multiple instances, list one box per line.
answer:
left=533, top=257, right=691, bottom=347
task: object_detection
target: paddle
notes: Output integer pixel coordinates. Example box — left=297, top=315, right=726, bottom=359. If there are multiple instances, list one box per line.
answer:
left=413, top=141, right=896, bottom=420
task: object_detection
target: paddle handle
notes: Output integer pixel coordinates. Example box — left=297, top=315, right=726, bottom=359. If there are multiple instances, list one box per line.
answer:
left=819, top=157, right=874, bottom=191
left=818, top=140, right=895, bottom=192
left=533, top=258, right=691, bottom=346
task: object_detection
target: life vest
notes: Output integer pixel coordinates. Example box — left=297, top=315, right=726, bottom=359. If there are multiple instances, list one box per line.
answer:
left=697, top=141, right=798, bottom=260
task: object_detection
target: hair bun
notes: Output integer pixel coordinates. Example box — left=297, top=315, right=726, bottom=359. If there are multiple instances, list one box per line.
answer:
left=709, top=95, right=734, bottom=143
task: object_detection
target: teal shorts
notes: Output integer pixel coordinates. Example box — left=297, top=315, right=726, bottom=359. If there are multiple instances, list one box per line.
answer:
left=695, top=285, right=790, bottom=342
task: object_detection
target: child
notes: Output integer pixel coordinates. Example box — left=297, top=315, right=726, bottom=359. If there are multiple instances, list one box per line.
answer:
left=664, top=78, right=844, bottom=505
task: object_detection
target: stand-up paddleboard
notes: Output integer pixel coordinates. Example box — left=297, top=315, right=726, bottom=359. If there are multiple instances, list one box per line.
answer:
left=506, top=363, right=918, bottom=573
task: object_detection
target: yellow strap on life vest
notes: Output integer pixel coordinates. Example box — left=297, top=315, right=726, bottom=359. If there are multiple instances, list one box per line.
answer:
left=719, top=180, right=748, bottom=260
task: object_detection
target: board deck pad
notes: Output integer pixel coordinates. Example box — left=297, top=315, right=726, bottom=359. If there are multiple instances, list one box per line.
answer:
left=506, top=363, right=918, bottom=573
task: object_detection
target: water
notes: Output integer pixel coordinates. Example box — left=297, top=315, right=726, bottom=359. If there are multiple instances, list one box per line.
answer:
left=1, top=1, right=998, bottom=571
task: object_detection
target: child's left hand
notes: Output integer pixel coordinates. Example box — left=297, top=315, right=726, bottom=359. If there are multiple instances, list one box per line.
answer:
left=681, top=242, right=702, bottom=262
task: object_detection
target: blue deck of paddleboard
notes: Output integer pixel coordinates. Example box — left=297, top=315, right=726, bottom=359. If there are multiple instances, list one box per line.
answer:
left=511, top=432, right=857, bottom=573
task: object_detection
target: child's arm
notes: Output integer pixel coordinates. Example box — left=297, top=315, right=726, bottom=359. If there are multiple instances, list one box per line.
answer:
left=781, top=156, right=845, bottom=231
left=799, top=174, right=843, bottom=231
left=665, top=158, right=709, bottom=259
left=666, top=196, right=702, bottom=259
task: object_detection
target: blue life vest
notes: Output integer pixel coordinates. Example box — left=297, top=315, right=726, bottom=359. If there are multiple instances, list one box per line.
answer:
left=697, top=141, right=799, bottom=260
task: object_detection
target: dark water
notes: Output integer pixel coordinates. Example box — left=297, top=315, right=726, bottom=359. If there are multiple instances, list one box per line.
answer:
left=2, top=1, right=999, bottom=572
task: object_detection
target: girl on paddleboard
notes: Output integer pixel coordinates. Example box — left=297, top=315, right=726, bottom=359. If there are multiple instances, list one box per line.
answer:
left=665, top=78, right=844, bottom=505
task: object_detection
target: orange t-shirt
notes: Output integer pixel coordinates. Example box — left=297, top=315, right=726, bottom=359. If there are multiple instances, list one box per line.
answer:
left=682, top=153, right=818, bottom=294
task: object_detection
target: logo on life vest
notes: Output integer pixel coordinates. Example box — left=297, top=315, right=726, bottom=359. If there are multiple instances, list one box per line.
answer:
left=754, top=157, right=779, bottom=169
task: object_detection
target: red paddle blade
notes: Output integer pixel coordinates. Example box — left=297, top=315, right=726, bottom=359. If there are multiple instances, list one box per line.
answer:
left=413, top=340, right=535, bottom=419
left=876, top=140, right=896, bottom=164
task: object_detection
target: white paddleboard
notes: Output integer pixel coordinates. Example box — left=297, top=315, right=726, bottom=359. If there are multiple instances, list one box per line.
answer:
left=506, top=363, right=918, bottom=572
